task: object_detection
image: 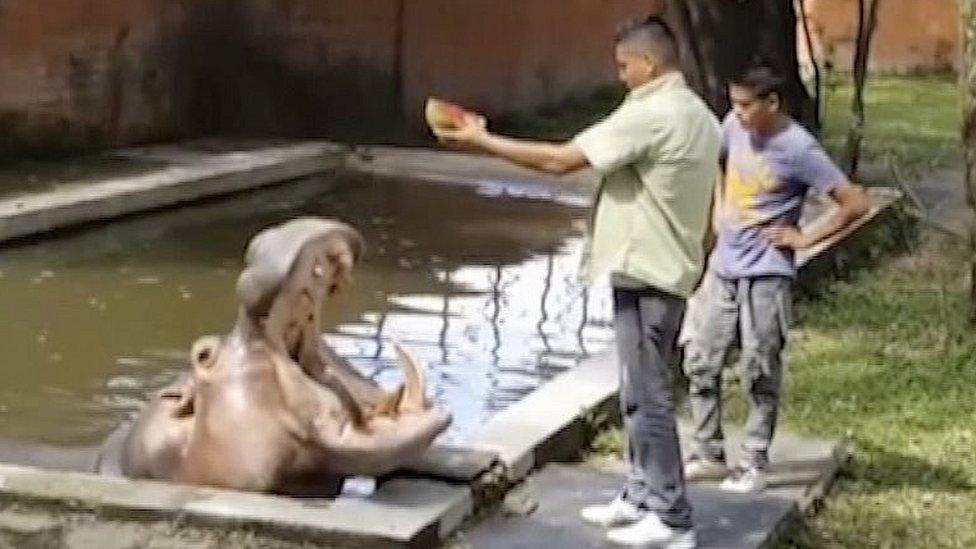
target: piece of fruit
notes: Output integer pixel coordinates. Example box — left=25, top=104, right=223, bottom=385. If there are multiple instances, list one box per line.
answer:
left=425, top=98, right=476, bottom=132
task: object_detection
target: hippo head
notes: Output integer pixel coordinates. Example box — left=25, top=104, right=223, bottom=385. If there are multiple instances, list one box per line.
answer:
left=120, top=218, right=451, bottom=495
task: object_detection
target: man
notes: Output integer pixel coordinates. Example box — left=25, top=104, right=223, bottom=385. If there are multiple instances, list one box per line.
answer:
left=435, top=17, right=718, bottom=549
left=681, top=66, right=868, bottom=493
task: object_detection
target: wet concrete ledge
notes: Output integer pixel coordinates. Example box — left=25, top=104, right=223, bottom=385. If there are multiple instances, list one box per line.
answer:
left=0, top=352, right=618, bottom=548
left=0, top=463, right=472, bottom=548
left=0, top=352, right=611, bottom=548
left=0, top=141, right=347, bottom=243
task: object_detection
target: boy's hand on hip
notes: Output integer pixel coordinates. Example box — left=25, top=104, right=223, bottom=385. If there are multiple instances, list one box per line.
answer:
left=762, top=225, right=809, bottom=250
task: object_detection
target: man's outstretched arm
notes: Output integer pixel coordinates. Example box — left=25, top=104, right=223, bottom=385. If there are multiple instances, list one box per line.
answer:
left=434, top=118, right=588, bottom=175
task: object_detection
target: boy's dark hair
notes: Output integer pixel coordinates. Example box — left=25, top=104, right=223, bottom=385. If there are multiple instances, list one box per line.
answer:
left=729, top=66, right=785, bottom=98
left=614, top=15, right=679, bottom=67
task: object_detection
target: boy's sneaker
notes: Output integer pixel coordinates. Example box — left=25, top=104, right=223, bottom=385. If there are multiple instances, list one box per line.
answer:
left=606, top=513, right=697, bottom=548
left=720, top=465, right=767, bottom=493
left=580, top=496, right=643, bottom=527
left=683, top=454, right=729, bottom=482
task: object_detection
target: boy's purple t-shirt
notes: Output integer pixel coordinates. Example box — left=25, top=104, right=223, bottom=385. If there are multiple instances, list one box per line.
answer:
left=711, top=114, right=846, bottom=279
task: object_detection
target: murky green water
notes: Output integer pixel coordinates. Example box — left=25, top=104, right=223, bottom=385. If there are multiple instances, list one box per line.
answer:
left=0, top=172, right=613, bottom=445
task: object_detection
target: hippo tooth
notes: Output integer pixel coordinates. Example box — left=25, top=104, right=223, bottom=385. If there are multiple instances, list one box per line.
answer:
left=373, top=384, right=405, bottom=417
left=393, top=343, right=426, bottom=413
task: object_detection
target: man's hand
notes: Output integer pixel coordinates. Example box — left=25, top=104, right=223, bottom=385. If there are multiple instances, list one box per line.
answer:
left=762, top=225, right=809, bottom=250
left=433, top=115, right=489, bottom=150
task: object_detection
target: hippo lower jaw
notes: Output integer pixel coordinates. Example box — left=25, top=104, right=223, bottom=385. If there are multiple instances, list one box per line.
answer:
left=304, top=343, right=452, bottom=478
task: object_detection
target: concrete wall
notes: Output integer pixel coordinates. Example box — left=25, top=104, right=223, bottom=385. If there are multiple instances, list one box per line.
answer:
left=802, top=0, right=960, bottom=73
left=0, top=1, right=184, bottom=153
left=0, top=1, right=653, bottom=153
left=169, top=1, right=402, bottom=141
left=401, top=1, right=652, bottom=128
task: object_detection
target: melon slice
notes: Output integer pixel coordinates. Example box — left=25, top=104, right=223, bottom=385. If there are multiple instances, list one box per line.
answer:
left=425, top=97, right=478, bottom=132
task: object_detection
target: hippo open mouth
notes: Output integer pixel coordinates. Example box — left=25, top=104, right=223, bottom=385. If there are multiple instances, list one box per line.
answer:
left=111, top=217, right=451, bottom=496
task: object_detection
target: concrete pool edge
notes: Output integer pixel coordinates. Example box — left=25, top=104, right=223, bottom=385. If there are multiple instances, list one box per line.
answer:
left=0, top=141, right=347, bottom=243
left=0, top=462, right=472, bottom=548
left=462, top=351, right=620, bottom=482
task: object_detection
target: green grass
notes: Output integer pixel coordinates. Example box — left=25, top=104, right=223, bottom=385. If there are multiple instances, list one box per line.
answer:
left=774, top=233, right=976, bottom=548
left=781, top=75, right=975, bottom=547
left=822, top=74, right=962, bottom=173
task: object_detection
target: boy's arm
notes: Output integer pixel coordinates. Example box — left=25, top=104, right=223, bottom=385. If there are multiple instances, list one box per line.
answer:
left=763, top=182, right=869, bottom=250
left=702, top=172, right=723, bottom=256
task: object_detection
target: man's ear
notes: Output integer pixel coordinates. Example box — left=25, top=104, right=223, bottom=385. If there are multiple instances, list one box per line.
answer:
left=767, top=92, right=782, bottom=113
left=641, top=52, right=659, bottom=77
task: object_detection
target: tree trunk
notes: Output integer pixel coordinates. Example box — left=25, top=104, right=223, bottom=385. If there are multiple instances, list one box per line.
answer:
left=660, top=0, right=817, bottom=128
left=797, top=0, right=823, bottom=128
left=960, top=0, right=976, bottom=323
left=845, top=0, right=882, bottom=178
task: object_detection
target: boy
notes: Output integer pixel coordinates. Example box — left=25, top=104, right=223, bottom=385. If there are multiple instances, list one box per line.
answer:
left=682, top=66, right=868, bottom=493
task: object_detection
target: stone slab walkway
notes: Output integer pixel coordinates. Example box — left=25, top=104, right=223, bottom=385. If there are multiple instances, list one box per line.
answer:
left=457, top=425, right=846, bottom=549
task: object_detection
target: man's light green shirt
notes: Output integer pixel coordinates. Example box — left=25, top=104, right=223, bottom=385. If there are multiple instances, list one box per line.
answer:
left=573, top=72, right=721, bottom=298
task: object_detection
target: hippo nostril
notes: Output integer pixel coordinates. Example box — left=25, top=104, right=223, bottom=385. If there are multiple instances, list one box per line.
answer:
left=191, top=336, right=221, bottom=369
left=196, top=348, right=212, bottom=364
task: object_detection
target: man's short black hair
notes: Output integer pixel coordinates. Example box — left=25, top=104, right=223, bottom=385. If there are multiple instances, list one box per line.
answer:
left=614, top=16, right=679, bottom=67
left=729, top=66, right=785, bottom=98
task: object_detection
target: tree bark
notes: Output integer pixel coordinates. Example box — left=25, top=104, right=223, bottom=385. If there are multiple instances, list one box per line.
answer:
left=797, top=0, right=823, bottom=128
left=960, top=0, right=976, bottom=323
left=661, top=0, right=817, bottom=128
left=845, top=0, right=882, bottom=178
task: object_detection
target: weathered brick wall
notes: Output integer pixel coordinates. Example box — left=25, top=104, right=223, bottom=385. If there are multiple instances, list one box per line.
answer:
left=400, top=0, right=653, bottom=128
left=0, top=1, right=184, bottom=153
left=0, top=1, right=653, bottom=153
left=803, top=0, right=960, bottom=73
left=164, top=0, right=402, bottom=142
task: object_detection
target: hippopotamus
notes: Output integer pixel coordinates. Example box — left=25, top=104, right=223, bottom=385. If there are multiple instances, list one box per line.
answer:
left=1, top=218, right=451, bottom=497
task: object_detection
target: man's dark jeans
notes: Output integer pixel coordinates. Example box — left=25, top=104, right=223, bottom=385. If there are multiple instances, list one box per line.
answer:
left=613, top=286, right=692, bottom=530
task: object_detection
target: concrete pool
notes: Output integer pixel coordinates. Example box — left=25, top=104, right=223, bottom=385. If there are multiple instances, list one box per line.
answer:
left=0, top=169, right=612, bottom=446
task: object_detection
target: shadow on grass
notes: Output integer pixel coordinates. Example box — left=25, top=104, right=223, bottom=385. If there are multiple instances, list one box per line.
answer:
left=842, top=440, right=974, bottom=493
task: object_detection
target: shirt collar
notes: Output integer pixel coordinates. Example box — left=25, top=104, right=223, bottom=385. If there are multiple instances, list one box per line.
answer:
left=626, top=71, right=686, bottom=101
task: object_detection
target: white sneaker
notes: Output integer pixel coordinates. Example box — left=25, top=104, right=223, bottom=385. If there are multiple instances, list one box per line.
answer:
left=580, top=496, right=643, bottom=527
left=683, top=456, right=729, bottom=482
left=720, top=466, right=767, bottom=493
left=606, top=513, right=697, bottom=548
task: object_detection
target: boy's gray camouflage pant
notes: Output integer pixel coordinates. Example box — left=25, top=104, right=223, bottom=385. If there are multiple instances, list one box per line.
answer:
left=680, top=271, right=792, bottom=468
